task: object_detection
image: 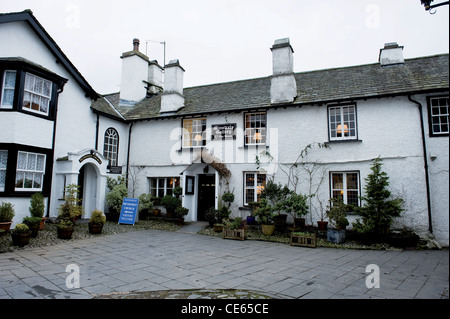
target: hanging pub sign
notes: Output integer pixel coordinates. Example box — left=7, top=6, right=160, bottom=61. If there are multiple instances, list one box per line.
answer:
left=211, top=123, right=236, bottom=140
left=118, top=198, right=139, bottom=225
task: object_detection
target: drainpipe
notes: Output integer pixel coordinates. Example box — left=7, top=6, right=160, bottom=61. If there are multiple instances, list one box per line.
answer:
left=126, top=122, right=133, bottom=189
left=408, top=95, right=433, bottom=234
left=95, top=114, right=100, bottom=151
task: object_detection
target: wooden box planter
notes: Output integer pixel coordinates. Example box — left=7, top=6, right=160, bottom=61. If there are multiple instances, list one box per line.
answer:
left=290, top=232, right=317, bottom=248
left=222, top=228, right=246, bottom=241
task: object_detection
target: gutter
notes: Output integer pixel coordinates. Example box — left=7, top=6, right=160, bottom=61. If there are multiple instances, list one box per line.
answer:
left=408, top=95, right=433, bottom=234
left=126, top=122, right=133, bottom=189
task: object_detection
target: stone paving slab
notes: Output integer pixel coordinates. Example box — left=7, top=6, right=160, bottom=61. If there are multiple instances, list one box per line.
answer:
left=0, top=228, right=448, bottom=300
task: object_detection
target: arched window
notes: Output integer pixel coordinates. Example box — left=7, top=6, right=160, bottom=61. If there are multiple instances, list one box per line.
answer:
left=103, top=128, right=119, bottom=166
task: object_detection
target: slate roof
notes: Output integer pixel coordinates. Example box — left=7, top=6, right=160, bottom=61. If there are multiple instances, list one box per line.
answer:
left=91, top=54, right=449, bottom=122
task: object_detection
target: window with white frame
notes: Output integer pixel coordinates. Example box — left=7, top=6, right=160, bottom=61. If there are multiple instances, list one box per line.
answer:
left=1, top=70, right=16, bottom=108
left=15, top=151, right=46, bottom=191
left=244, top=172, right=266, bottom=205
left=330, top=172, right=360, bottom=207
left=22, top=73, right=52, bottom=115
left=328, top=105, right=357, bottom=140
left=429, top=96, right=449, bottom=136
left=183, top=118, right=206, bottom=148
left=103, top=128, right=119, bottom=166
left=245, top=112, right=266, bottom=145
left=150, top=177, right=180, bottom=198
left=0, top=150, right=7, bottom=191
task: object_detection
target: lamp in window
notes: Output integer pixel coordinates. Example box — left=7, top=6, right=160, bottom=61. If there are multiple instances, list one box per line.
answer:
left=194, top=134, right=203, bottom=143
left=336, top=124, right=349, bottom=135
left=253, top=132, right=263, bottom=142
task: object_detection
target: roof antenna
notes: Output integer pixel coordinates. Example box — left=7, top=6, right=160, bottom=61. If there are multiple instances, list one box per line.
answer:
left=145, top=40, right=166, bottom=68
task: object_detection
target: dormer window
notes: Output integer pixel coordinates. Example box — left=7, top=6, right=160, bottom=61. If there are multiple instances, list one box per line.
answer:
left=23, top=73, right=52, bottom=115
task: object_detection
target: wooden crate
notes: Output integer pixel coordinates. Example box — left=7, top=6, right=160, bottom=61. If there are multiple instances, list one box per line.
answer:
left=222, top=228, right=246, bottom=241
left=290, top=232, right=317, bottom=248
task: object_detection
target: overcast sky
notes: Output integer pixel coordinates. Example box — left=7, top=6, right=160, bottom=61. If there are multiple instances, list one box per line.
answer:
left=2, top=0, right=449, bottom=94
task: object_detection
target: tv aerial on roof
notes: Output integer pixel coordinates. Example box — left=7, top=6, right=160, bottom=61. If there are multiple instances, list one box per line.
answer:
left=145, top=40, right=166, bottom=68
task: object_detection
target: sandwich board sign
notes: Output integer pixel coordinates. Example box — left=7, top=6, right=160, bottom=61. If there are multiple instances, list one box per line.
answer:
left=118, top=198, right=139, bottom=225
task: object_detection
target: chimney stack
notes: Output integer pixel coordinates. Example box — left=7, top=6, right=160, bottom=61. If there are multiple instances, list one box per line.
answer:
left=270, top=38, right=297, bottom=104
left=379, top=42, right=404, bottom=66
left=119, top=38, right=149, bottom=105
left=160, top=59, right=185, bottom=113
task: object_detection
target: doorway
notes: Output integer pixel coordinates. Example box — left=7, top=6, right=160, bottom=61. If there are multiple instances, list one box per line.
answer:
left=78, top=163, right=98, bottom=217
left=197, top=174, right=216, bottom=221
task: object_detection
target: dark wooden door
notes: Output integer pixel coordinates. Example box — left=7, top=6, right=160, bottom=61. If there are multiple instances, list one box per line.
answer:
left=197, top=174, right=216, bottom=221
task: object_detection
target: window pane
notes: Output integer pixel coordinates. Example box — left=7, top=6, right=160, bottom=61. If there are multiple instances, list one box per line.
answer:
left=15, top=172, right=24, bottom=188
left=27, top=153, right=37, bottom=171
left=17, top=152, right=27, bottom=170
left=332, top=173, right=343, bottom=190
left=347, top=173, right=358, bottom=190
left=0, top=151, right=7, bottom=169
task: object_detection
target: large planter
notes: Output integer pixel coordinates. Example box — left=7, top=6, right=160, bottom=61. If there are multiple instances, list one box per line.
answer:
left=0, top=221, right=13, bottom=233
left=213, top=224, right=223, bottom=232
left=57, top=227, right=74, bottom=240
left=290, top=232, right=317, bottom=248
left=11, top=231, right=31, bottom=247
left=175, top=218, right=185, bottom=226
left=261, top=224, right=275, bottom=236
left=327, top=229, right=346, bottom=244
left=88, top=222, right=104, bottom=234
left=273, top=214, right=287, bottom=229
left=246, top=216, right=255, bottom=225
left=222, top=228, right=246, bottom=240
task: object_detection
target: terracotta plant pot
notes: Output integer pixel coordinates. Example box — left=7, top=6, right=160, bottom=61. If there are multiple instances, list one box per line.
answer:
left=39, top=217, right=47, bottom=231
left=0, top=221, right=13, bottom=233
left=317, top=221, right=328, bottom=231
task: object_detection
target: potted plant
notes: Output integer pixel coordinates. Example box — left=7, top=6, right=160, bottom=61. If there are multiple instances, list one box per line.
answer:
left=138, top=193, right=154, bottom=220
left=352, top=157, right=404, bottom=237
left=11, top=223, right=31, bottom=247
left=57, top=219, right=74, bottom=239
left=253, top=198, right=276, bottom=236
left=22, top=216, right=41, bottom=238
left=151, top=196, right=162, bottom=216
left=326, top=197, right=349, bottom=244
left=105, top=183, right=128, bottom=221
left=89, top=209, right=106, bottom=234
left=246, top=201, right=259, bottom=225
left=222, top=217, right=245, bottom=240
left=205, top=206, right=218, bottom=227
left=29, top=192, right=46, bottom=230
left=260, top=180, right=290, bottom=230
left=0, top=202, right=15, bottom=233
left=316, top=200, right=329, bottom=231
left=63, top=184, right=84, bottom=222
left=174, top=206, right=189, bottom=225
left=283, top=191, right=308, bottom=231
left=161, top=195, right=181, bottom=218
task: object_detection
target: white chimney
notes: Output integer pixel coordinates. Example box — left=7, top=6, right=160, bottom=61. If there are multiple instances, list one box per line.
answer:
left=379, top=42, right=404, bottom=66
left=270, top=38, right=297, bottom=104
left=119, top=38, right=149, bottom=105
left=160, top=59, right=185, bottom=113
left=147, top=60, right=164, bottom=95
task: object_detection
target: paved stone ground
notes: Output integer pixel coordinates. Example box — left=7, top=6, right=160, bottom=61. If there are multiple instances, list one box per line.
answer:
left=0, top=227, right=448, bottom=300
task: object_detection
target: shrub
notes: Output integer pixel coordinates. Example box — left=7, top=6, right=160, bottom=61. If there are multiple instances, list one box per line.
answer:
left=12, top=223, right=29, bottom=233
left=161, top=195, right=181, bottom=214
left=106, top=183, right=128, bottom=214
left=22, top=216, right=42, bottom=227
left=57, top=219, right=74, bottom=230
left=138, top=193, right=154, bottom=212
left=174, top=206, right=189, bottom=218
left=29, top=192, right=45, bottom=218
left=352, top=157, right=404, bottom=235
left=90, top=209, right=106, bottom=225
left=0, top=202, right=15, bottom=222
left=327, top=197, right=349, bottom=230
